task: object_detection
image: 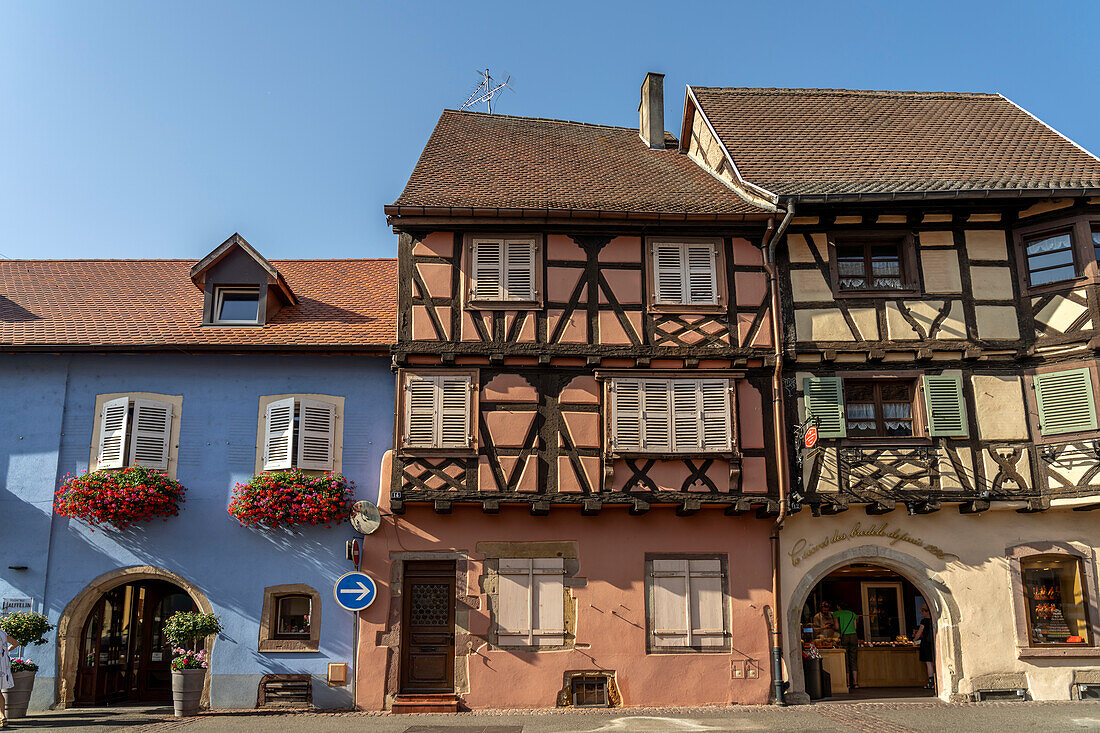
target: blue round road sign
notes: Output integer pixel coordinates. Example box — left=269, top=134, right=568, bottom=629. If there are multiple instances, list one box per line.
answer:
left=333, top=571, right=377, bottom=611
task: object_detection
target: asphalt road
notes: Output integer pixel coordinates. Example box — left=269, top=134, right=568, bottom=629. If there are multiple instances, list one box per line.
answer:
left=7, top=702, right=1100, bottom=733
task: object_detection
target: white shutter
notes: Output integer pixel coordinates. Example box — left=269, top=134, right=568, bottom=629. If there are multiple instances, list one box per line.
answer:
left=641, top=380, right=671, bottom=452
left=129, top=398, right=173, bottom=470
left=686, top=244, right=718, bottom=305
left=653, top=243, right=686, bottom=304
left=472, top=240, right=503, bottom=301
left=533, top=558, right=565, bottom=646
left=611, top=379, right=642, bottom=452
left=504, top=240, right=536, bottom=301
left=263, top=397, right=295, bottom=470
left=439, top=376, right=471, bottom=448
left=700, top=379, right=732, bottom=451
left=688, top=559, right=726, bottom=647
left=405, top=376, right=438, bottom=447
left=671, top=380, right=700, bottom=451
left=97, top=396, right=130, bottom=469
left=651, top=559, right=690, bottom=648
left=297, top=399, right=336, bottom=470
left=498, top=558, right=534, bottom=645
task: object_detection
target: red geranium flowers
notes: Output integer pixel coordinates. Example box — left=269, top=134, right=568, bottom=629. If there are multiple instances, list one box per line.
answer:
left=227, top=470, right=354, bottom=529
left=54, top=465, right=186, bottom=529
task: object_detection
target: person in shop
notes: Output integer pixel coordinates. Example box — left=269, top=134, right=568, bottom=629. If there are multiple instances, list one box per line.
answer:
left=812, top=601, right=840, bottom=642
left=833, top=599, right=860, bottom=689
left=913, top=604, right=935, bottom=689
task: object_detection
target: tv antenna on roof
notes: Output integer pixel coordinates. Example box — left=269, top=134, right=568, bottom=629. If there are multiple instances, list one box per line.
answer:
left=461, top=69, right=514, bottom=114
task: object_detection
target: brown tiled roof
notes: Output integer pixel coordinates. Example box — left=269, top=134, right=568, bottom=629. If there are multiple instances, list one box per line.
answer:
left=0, top=259, right=396, bottom=350
left=391, top=109, right=767, bottom=216
left=690, top=87, right=1100, bottom=197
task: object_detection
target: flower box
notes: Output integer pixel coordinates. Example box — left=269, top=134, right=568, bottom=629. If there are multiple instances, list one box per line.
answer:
left=228, top=470, right=354, bottom=529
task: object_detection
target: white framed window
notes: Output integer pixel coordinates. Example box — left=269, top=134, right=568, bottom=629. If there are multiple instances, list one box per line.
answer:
left=651, top=241, right=718, bottom=306
left=646, top=557, right=729, bottom=651
left=469, top=237, right=538, bottom=302
left=213, top=287, right=261, bottom=324
left=403, top=373, right=474, bottom=450
left=262, top=396, right=338, bottom=471
left=497, top=558, right=566, bottom=647
left=610, top=378, right=732, bottom=453
left=94, top=394, right=176, bottom=471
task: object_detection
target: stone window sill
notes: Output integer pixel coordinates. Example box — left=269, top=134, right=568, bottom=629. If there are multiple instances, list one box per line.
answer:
left=258, top=639, right=319, bottom=653
left=1017, top=646, right=1100, bottom=659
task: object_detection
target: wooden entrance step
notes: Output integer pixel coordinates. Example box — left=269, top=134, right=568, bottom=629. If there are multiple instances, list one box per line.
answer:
left=391, top=693, right=464, bottom=713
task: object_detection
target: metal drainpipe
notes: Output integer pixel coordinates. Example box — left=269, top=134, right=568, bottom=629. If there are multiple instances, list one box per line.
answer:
left=762, top=200, right=795, bottom=705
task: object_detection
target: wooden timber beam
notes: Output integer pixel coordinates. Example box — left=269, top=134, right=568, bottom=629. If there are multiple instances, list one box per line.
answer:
left=581, top=498, right=602, bottom=516
left=865, top=499, right=896, bottom=515
left=676, top=498, right=702, bottom=517
left=629, top=497, right=650, bottom=515
left=433, top=499, right=453, bottom=514
left=530, top=500, right=551, bottom=516
left=958, top=500, right=990, bottom=514
left=481, top=499, right=500, bottom=514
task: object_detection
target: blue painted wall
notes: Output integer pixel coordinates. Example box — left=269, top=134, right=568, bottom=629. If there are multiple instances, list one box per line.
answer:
left=0, top=352, right=394, bottom=709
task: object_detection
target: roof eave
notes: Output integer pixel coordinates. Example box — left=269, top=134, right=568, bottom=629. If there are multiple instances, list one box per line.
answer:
left=383, top=204, right=771, bottom=224
left=789, top=187, right=1100, bottom=204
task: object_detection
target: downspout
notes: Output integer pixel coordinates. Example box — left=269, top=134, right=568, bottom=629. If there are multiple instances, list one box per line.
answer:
left=762, top=200, right=794, bottom=705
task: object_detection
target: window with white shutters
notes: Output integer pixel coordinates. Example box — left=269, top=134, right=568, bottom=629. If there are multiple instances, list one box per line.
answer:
left=469, top=237, right=538, bottom=303
left=647, top=557, right=729, bottom=651
left=261, top=396, right=339, bottom=471
left=496, top=558, right=566, bottom=648
left=610, top=378, right=732, bottom=453
left=94, top=394, right=177, bottom=472
left=651, top=242, right=719, bottom=306
left=403, top=373, right=474, bottom=450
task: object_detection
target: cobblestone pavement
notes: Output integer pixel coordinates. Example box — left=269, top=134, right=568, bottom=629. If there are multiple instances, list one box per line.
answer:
left=6, top=701, right=1100, bottom=733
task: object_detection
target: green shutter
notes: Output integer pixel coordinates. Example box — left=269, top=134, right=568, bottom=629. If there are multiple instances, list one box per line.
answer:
left=922, top=375, right=968, bottom=437
left=803, top=377, right=845, bottom=438
left=1035, top=368, right=1098, bottom=436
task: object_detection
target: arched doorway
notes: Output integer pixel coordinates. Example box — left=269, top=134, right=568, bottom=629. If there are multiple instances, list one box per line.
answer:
left=57, top=566, right=214, bottom=708
left=75, top=579, right=196, bottom=705
left=785, top=546, right=963, bottom=703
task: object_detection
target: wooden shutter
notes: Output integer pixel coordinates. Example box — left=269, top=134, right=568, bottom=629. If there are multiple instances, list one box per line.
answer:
left=611, top=379, right=642, bottom=452
left=688, top=559, right=726, bottom=647
left=699, top=379, right=732, bottom=451
left=653, top=243, right=686, bottom=304
left=803, top=377, right=846, bottom=438
left=685, top=244, right=718, bottom=305
left=263, top=397, right=295, bottom=470
left=472, top=240, right=503, bottom=300
left=1035, top=368, right=1098, bottom=436
left=650, top=559, right=690, bottom=648
left=405, top=376, right=438, bottom=447
left=504, top=240, right=536, bottom=301
left=532, top=558, right=565, bottom=646
left=129, top=398, right=173, bottom=470
left=641, top=380, right=671, bottom=452
left=439, top=376, right=471, bottom=448
left=671, top=380, right=700, bottom=451
left=297, top=399, right=336, bottom=470
left=97, top=396, right=130, bottom=469
left=497, top=558, right=534, bottom=645
left=922, top=375, right=968, bottom=437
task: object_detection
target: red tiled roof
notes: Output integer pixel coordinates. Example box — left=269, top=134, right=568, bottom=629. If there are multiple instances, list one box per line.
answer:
left=392, top=109, right=767, bottom=216
left=0, top=259, right=396, bottom=350
left=690, top=87, right=1100, bottom=197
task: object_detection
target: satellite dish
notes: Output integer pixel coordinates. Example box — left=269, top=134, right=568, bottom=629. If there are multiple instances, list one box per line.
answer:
left=350, top=500, right=382, bottom=535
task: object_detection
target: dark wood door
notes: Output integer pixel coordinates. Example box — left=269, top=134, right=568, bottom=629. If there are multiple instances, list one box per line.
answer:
left=400, top=561, right=456, bottom=693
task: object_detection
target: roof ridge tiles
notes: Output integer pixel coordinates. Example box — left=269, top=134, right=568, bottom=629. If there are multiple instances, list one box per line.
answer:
left=441, top=108, right=643, bottom=133
left=691, top=86, right=1000, bottom=99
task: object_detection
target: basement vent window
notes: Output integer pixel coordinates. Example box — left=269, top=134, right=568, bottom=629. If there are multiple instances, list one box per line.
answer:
left=1079, top=683, right=1100, bottom=700
left=214, top=287, right=261, bottom=324
left=257, top=674, right=312, bottom=709
left=571, top=676, right=609, bottom=707
left=974, top=688, right=1028, bottom=702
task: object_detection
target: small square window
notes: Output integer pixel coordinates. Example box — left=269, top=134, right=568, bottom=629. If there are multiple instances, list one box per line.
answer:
left=1024, top=231, right=1078, bottom=286
left=836, top=241, right=905, bottom=291
left=214, top=287, right=261, bottom=324
left=275, top=595, right=311, bottom=639
left=843, top=380, right=915, bottom=438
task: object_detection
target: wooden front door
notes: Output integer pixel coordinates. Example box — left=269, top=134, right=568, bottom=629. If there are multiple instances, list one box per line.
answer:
left=399, top=561, right=456, bottom=693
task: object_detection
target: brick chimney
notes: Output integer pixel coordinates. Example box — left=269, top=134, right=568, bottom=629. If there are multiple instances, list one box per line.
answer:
left=639, top=72, right=665, bottom=149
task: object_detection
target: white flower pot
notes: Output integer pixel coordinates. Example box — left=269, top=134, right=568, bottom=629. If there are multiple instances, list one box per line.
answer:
left=171, top=668, right=206, bottom=717
left=3, top=670, right=36, bottom=719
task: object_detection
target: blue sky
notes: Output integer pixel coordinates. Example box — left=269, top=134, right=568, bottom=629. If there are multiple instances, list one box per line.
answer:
left=1, top=1, right=1098, bottom=260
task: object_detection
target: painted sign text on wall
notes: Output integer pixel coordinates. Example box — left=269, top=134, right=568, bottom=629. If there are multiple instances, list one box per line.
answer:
left=789, top=521, right=959, bottom=567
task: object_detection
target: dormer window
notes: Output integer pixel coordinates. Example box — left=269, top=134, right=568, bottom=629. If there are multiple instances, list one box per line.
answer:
left=214, top=287, right=261, bottom=325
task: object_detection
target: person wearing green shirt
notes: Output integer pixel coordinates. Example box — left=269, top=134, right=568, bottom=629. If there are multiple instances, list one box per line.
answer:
left=833, top=601, right=859, bottom=689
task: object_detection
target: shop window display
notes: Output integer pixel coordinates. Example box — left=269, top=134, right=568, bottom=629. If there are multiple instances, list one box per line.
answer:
left=1022, top=555, right=1091, bottom=646
left=275, top=595, right=311, bottom=639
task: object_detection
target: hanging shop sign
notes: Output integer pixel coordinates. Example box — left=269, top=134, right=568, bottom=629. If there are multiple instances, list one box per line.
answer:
left=333, top=571, right=377, bottom=612
left=788, top=521, right=960, bottom=568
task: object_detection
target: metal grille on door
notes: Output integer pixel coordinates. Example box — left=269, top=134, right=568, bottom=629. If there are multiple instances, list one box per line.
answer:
left=409, top=583, right=450, bottom=626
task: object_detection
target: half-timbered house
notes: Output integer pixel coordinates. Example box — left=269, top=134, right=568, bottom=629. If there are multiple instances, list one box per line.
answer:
left=357, top=74, right=788, bottom=710
left=679, top=87, right=1100, bottom=702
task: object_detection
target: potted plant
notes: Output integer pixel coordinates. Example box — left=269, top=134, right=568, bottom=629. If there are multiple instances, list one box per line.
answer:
left=54, top=465, right=186, bottom=530
left=163, top=611, right=221, bottom=717
left=227, top=470, right=354, bottom=529
left=0, top=612, right=53, bottom=719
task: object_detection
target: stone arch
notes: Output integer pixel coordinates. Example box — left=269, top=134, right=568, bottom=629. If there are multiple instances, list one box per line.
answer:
left=784, top=545, right=964, bottom=703
left=56, top=565, right=215, bottom=708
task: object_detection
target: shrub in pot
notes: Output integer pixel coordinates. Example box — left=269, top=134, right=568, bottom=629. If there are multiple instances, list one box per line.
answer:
left=0, top=612, right=53, bottom=719
left=163, top=611, right=221, bottom=717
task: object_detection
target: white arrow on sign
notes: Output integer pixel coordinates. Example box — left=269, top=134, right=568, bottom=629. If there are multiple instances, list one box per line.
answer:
left=338, top=581, right=373, bottom=602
